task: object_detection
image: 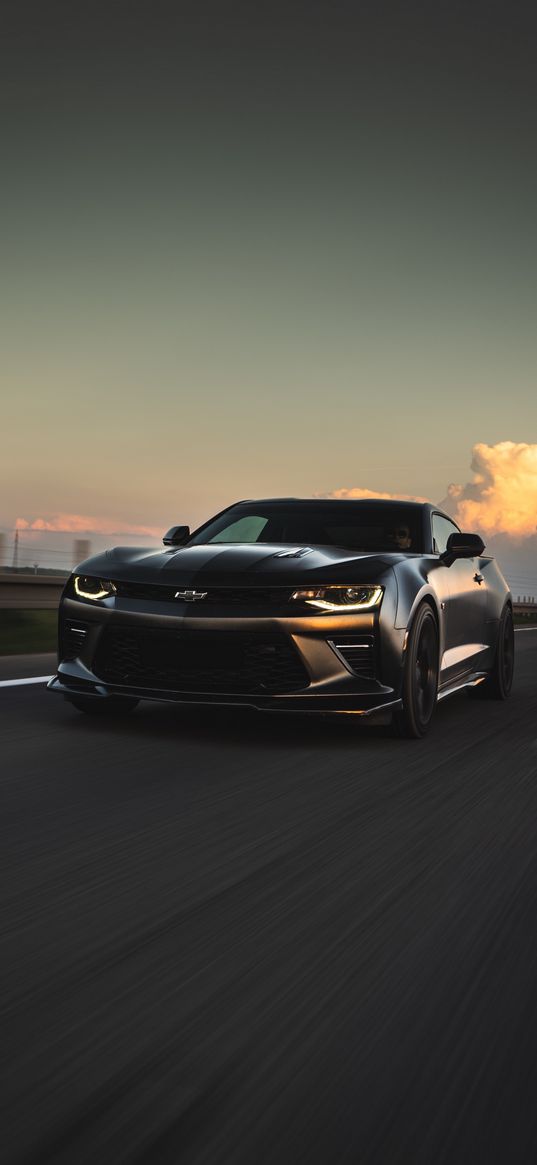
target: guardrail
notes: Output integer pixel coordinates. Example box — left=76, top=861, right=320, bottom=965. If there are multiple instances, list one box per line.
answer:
left=0, top=574, right=67, bottom=609
left=515, top=602, right=537, bottom=617
left=1, top=572, right=535, bottom=615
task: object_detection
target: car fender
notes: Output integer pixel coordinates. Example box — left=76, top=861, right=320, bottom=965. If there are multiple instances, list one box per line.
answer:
left=480, top=557, right=511, bottom=622
left=393, top=558, right=443, bottom=630
left=393, top=560, right=447, bottom=668
left=404, top=587, right=442, bottom=634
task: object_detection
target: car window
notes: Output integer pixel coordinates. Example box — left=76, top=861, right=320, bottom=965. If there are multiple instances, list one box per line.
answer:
left=432, top=513, right=460, bottom=554
left=191, top=503, right=423, bottom=551
left=210, top=515, right=269, bottom=542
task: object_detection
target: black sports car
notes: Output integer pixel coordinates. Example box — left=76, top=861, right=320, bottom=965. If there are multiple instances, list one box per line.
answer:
left=48, top=498, right=514, bottom=737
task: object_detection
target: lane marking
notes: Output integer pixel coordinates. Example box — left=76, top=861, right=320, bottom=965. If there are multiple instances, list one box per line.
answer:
left=515, top=626, right=537, bottom=632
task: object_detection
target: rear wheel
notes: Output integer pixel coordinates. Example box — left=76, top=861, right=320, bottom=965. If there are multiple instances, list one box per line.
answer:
left=393, top=605, right=439, bottom=739
left=65, top=695, right=139, bottom=715
left=480, top=604, right=514, bottom=699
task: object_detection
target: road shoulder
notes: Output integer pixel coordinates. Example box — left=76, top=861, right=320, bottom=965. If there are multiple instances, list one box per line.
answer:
left=0, top=653, right=57, bottom=681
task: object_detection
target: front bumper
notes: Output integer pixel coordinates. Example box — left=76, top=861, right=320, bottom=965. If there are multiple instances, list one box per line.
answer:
left=49, top=594, right=405, bottom=715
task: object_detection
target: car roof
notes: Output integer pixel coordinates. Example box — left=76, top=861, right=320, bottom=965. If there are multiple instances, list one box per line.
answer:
left=233, top=497, right=435, bottom=512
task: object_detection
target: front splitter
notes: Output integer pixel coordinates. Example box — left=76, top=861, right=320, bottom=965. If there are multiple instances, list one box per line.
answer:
left=47, top=675, right=402, bottom=716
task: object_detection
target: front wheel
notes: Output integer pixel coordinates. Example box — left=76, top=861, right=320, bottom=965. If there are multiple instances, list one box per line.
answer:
left=65, top=695, right=139, bottom=715
left=393, top=605, right=439, bottom=739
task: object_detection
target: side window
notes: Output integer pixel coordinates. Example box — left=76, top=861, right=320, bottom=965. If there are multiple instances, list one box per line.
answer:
left=209, top=515, right=269, bottom=543
left=432, top=513, right=460, bottom=555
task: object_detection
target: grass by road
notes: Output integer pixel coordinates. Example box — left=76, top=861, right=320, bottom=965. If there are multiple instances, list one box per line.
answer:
left=0, top=611, right=57, bottom=655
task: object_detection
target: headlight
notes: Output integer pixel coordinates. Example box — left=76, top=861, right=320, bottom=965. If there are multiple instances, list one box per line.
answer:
left=290, top=585, right=383, bottom=611
left=73, top=576, right=117, bottom=601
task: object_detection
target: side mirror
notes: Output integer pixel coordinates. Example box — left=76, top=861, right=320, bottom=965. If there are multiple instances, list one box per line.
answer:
left=163, top=525, right=190, bottom=546
left=440, top=531, right=485, bottom=566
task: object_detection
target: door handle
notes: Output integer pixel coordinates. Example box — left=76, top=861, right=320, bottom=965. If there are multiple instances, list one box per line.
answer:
left=474, top=573, right=483, bottom=584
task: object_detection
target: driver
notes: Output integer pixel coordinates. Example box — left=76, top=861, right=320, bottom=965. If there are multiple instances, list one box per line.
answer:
left=388, top=524, right=412, bottom=550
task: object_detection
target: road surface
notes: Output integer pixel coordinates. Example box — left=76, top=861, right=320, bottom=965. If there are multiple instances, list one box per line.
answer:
left=2, top=633, right=537, bottom=1163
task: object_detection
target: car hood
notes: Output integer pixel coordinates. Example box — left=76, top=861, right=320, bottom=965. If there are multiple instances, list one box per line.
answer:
left=73, top=542, right=404, bottom=586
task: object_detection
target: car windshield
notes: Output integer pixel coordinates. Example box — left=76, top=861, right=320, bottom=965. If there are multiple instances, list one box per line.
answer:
left=189, top=502, right=423, bottom=553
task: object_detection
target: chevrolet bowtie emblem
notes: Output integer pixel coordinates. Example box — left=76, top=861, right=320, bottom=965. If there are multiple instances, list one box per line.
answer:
left=174, top=589, right=208, bottom=601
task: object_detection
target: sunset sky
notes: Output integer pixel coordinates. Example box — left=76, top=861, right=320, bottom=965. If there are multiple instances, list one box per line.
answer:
left=1, top=3, right=536, bottom=587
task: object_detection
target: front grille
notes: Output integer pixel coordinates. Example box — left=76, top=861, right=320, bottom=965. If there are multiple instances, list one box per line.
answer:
left=330, top=635, right=376, bottom=678
left=61, top=622, right=89, bottom=660
left=111, top=581, right=296, bottom=606
left=93, top=627, right=310, bottom=694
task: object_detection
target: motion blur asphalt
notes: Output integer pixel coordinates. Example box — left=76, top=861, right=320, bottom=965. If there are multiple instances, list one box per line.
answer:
left=0, top=652, right=56, bottom=681
left=2, top=634, right=537, bottom=1164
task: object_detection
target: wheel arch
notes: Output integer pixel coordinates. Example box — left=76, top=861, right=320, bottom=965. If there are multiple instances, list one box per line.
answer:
left=402, top=592, right=443, bottom=679
left=405, top=589, right=441, bottom=635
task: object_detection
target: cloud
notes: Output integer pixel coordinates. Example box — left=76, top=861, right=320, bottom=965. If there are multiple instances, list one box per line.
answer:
left=322, top=486, right=431, bottom=503
left=14, top=443, right=537, bottom=544
left=15, top=514, right=160, bottom=537
left=439, top=442, right=537, bottom=538
left=325, top=443, right=537, bottom=540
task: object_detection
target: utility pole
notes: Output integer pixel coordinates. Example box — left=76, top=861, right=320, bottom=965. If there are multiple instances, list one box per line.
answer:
left=12, top=529, right=19, bottom=570
left=73, top=539, right=91, bottom=568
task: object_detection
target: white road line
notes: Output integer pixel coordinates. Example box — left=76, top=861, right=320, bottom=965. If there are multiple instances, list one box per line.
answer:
left=515, top=626, right=537, bottom=632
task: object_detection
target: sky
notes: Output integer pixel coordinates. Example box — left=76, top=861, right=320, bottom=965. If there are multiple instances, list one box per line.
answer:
left=1, top=2, right=536, bottom=584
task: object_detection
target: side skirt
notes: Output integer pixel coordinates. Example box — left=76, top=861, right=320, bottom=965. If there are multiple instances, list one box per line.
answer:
left=437, top=672, right=488, bottom=702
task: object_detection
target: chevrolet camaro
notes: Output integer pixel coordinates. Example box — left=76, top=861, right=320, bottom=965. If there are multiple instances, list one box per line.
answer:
left=48, top=498, right=514, bottom=737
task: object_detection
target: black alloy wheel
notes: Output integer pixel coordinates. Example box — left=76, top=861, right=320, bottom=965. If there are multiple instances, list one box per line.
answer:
left=481, top=604, right=515, bottom=699
left=394, top=604, right=439, bottom=738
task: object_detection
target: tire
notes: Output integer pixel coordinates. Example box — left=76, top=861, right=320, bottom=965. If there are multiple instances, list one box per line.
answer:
left=65, top=695, right=139, bottom=715
left=393, top=604, right=439, bottom=739
left=480, top=604, right=515, bottom=699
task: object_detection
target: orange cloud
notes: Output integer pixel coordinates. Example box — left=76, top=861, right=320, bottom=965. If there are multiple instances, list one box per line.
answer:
left=444, top=442, right=537, bottom=539
left=15, top=514, right=160, bottom=537
left=326, top=443, right=537, bottom=540
left=323, top=487, right=430, bottom=503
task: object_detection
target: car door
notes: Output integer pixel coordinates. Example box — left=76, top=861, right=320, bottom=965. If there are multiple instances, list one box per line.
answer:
left=431, top=513, right=488, bottom=679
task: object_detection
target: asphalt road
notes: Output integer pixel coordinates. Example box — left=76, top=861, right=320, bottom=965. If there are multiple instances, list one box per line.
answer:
left=2, top=633, right=537, bottom=1164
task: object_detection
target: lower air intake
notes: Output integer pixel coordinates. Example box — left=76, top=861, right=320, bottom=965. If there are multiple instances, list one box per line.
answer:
left=93, top=627, right=310, bottom=694
left=61, top=622, right=89, bottom=660
left=330, top=635, right=376, bottom=678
